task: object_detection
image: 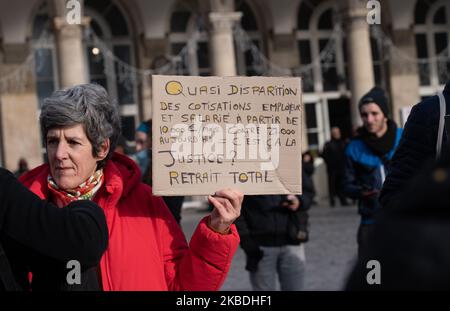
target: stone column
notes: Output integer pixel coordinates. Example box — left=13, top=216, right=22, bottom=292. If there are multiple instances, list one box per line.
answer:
left=53, top=16, right=90, bottom=88
left=141, top=38, right=170, bottom=121
left=342, top=0, right=375, bottom=127
left=387, top=28, right=420, bottom=126
left=0, top=43, right=43, bottom=171
left=209, top=11, right=242, bottom=76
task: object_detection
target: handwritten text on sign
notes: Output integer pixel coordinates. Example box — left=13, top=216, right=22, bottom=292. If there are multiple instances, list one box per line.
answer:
left=152, top=75, right=302, bottom=195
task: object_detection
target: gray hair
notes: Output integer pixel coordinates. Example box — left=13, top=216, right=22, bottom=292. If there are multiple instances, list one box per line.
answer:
left=40, top=83, right=121, bottom=168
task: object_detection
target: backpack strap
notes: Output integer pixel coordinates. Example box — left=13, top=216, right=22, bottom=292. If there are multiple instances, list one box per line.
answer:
left=380, top=164, right=386, bottom=184
left=436, top=91, right=446, bottom=159
left=0, top=242, right=20, bottom=290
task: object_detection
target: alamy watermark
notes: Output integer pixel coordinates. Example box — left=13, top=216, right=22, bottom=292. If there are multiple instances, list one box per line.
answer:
left=66, top=0, right=81, bottom=25
left=367, top=0, right=381, bottom=25
left=366, top=260, right=381, bottom=285
left=66, top=260, right=81, bottom=285
left=169, top=116, right=281, bottom=171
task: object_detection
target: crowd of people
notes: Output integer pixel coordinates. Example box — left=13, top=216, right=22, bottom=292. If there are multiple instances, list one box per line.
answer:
left=1, top=59, right=450, bottom=291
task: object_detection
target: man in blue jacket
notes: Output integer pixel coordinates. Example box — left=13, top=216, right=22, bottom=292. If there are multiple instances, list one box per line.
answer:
left=343, top=87, right=402, bottom=257
left=380, top=61, right=450, bottom=208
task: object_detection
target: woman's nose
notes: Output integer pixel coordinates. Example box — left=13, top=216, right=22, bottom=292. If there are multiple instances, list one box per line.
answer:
left=55, top=142, right=69, bottom=159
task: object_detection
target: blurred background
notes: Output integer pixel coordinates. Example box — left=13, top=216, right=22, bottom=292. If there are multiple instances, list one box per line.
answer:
left=0, top=0, right=448, bottom=290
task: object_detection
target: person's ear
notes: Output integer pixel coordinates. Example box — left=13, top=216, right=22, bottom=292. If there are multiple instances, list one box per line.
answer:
left=97, top=139, right=110, bottom=160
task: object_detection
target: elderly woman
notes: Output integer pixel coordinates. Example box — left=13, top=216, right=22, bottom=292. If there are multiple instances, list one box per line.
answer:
left=20, top=84, right=243, bottom=291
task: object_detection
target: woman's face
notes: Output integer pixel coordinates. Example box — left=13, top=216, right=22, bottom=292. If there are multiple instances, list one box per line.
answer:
left=46, top=124, right=109, bottom=191
left=135, top=131, right=147, bottom=152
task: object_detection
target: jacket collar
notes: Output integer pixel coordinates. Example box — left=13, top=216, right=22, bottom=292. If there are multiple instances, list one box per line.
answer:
left=19, top=152, right=141, bottom=207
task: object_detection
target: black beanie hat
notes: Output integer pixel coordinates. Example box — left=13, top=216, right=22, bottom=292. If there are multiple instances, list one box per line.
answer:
left=359, top=87, right=389, bottom=118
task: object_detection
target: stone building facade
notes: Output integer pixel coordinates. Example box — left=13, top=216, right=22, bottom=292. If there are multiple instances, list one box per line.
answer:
left=0, top=0, right=448, bottom=200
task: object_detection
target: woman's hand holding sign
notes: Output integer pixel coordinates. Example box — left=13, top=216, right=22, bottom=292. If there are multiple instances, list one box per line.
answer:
left=208, top=189, right=244, bottom=234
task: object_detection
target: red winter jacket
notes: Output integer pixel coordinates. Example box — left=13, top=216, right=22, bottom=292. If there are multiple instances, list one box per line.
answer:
left=20, top=152, right=240, bottom=291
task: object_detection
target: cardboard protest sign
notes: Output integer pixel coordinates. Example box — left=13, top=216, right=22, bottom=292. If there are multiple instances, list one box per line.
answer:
left=152, top=75, right=302, bottom=195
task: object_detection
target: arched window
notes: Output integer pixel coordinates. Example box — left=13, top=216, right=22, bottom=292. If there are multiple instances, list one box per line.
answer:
left=296, top=0, right=384, bottom=151
left=296, top=0, right=384, bottom=93
left=234, top=0, right=264, bottom=76
left=32, top=2, right=59, bottom=108
left=168, top=1, right=211, bottom=76
left=296, top=1, right=349, bottom=151
left=414, top=0, right=450, bottom=93
left=168, top=0, right=263, bottom=77
left=296, top=1, right=345, bottom=93
left=84, top=0, right=138, bottom=141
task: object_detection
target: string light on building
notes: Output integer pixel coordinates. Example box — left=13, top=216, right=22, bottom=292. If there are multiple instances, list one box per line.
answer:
left=91, top=47, right=100, bottom=55
left=1, top=21, right=448, bottom=95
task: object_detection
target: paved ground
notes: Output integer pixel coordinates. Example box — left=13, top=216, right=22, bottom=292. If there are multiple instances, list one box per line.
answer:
left=180, top=200, right=360, bottom=291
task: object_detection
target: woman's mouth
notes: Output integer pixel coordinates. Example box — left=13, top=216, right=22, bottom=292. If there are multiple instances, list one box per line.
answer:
left=56, top=167, right=74, bottom=173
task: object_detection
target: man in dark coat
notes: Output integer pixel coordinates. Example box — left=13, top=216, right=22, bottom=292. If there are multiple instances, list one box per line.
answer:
left=0, top=167, right=108, bottom=291
left=380, top=65, right=450, bottom=208
left=234, top=159, right=315, bottom=291
left=346, top=149, right=450, bottom=290
left=235, top=193, right=311, bottom=291
left=322, top=126, right=348, bottom=207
